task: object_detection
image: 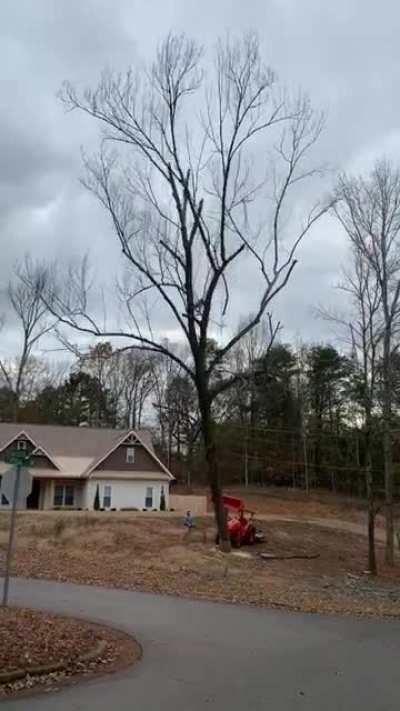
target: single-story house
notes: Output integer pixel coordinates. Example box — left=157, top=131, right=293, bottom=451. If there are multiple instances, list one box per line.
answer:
left=0, top=423, right=173, bottom=511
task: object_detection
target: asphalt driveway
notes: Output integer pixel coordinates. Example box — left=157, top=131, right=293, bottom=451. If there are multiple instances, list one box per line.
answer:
left=1, top=576, right=399, bottom=710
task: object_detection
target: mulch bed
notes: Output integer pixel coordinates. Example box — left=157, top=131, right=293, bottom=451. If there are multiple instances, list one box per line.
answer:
left=0, top=607, right=139, bottom=698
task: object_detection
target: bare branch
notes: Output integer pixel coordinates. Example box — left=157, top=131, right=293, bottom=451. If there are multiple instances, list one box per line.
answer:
left=54, top=31, right=328, bottom=542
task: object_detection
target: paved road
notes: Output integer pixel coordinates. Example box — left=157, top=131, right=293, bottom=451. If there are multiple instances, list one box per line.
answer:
left=2, top=577, right=399, bottom=710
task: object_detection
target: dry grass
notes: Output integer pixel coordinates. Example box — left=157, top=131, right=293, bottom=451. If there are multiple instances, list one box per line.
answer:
left=1, top=507, right=400, bottom=617
left=212, top=486, right=395, bottom=528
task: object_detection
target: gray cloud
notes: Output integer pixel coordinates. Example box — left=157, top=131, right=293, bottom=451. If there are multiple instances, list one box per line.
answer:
left=0, top=0, right=399, bottom=357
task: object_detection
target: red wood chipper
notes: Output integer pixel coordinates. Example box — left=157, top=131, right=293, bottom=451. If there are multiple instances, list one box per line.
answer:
left=214, top=494, right=265, bottom=548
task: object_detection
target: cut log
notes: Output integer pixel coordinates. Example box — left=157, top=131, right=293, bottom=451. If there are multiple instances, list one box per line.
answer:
left=260, top=552, right=320, bottom=561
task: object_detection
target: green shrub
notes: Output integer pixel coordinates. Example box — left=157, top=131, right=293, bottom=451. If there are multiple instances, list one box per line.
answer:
left=93, top=485, right=100, bottom=511
left=160, top=488, right=166, bottom=511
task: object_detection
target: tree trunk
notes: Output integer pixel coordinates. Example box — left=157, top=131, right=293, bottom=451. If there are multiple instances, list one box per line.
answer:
left=291, top=434, right=296, bottom=488
left=167, top=403, right=172, bottom=471
left=199, top=393, right=230, bottom=552
left=12, top=393, right=19, bottom=424
left=364, top=430, right=377, bottom=574
left=244, top=436, right=249, bottom=487
left=383, top=423, right=394, bottom=565
left=303, top=427, right=309, bottom=494
left=382, top=330, right=394, bottom=565
left=367, top=497, right=377, bottom=575
left=186, top=440, right=193, bottom=490
left=331, top=470, right=336, bottom=494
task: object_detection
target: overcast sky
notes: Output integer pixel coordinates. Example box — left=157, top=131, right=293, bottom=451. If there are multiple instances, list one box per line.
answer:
left=1, top=0, right=400, bottom=357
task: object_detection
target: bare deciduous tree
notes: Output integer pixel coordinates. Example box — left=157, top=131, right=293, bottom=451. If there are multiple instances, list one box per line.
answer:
left=0, top=257, right=55, bottom=421
left=321, top=247, right=383, bottom=573
left=335, top=159, right=400, bottom=566
left=80, top=342, right=157, bottom=428
left=118, top=350, right=156, bottom=429
left=48, top=32, right=329, bottom=547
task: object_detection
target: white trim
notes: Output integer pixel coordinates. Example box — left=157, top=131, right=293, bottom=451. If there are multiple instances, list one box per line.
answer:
left=53, top=481, right=76, bottom=507
left=0, top=430, right=33, bottom=454
left=123, top=433, right=141, bottom=445
left=0, top=431, right=61, bottom=471
left=31, top=447, right=61, bottom=471
left=86, top=430, right=175, bottom=480
left=134, top=432, right=175, bottom=480
left=126, top=446, right=135, bottom=464
left=83, top=430, right=134, bottom=477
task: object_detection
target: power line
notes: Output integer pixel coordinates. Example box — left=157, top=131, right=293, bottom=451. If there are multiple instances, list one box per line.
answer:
left=210, top=448, right=377, bottom=474
left=217, top=421, right=363, bottom=440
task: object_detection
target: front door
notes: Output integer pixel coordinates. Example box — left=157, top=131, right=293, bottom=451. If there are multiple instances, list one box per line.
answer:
left=27, top=478, right=41, bottom=509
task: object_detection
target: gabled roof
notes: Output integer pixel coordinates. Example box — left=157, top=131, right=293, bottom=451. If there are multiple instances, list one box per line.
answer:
left=0, top=423, right=173, bottom=480
left=0, top=428, right=61, bottom=471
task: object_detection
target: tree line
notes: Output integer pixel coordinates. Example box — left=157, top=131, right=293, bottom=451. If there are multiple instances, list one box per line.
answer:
left=1, top=313, right=400, bottom=574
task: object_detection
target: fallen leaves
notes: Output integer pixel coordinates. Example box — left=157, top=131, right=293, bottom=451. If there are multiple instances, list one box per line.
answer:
left=0, top=607, right=139, bottom=698
left=1, top=511, right=400, bottom=621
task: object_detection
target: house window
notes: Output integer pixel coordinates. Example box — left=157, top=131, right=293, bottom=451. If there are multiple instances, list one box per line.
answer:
left=53, top=484, right=75, bottom=507
left=64, top=485, right=75, bottom=507
left=103, top=485, right=112, bottom=508
left=53, top=485, right=64, bottom=507
left=126, top=447, right=135, bottom=464
left=145, top=487, right=153, bottom=509
left=17, top=440, right=27, bottom=451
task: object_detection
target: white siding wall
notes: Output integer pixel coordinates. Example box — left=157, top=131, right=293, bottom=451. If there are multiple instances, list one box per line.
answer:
left=1, top=478, right=170, bottom=511
left=83, top=479, right=169, bottom=511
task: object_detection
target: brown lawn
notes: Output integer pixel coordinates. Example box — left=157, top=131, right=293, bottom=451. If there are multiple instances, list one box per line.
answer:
left=192, top=484, right=396, bottom=528
left=1, top=501, right=400, bottom=618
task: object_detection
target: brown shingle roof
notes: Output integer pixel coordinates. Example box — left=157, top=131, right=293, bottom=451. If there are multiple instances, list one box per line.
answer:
left=0, top=423, right=168, bottom=480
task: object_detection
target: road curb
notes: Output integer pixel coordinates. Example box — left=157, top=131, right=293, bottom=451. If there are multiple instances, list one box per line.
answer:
left=0, top=639, right=108, bottom=684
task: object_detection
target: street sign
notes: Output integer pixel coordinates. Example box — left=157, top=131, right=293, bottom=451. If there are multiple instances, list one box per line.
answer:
left=1, top=468, right=32, bottom=508
left=2, top=451, right=34, bottom=607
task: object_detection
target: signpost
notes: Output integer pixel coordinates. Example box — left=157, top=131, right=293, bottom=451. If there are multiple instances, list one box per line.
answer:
left=1, top=467, right=33, bottom=508
left=1, top=451, right=33, bottom=607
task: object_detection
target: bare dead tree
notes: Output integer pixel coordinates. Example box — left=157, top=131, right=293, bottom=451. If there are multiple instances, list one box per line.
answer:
left=118, top=350, right=156, bottom=429
left=48, top=32, right=330, bottom=547
left=79, top=341, right=157, bottom=428
left=150, top=349, right=189, bottom=469
left=346, top=252, right=383, bottom=574
left=335, top=159, right=400, bottom=566
left=0, top=257, right=55, bottom=421
left=319, top=247, right=383, bottom=573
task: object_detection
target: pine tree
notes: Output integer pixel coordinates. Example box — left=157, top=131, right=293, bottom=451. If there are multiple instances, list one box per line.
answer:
left=160, top=487, right=166, bottom=511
